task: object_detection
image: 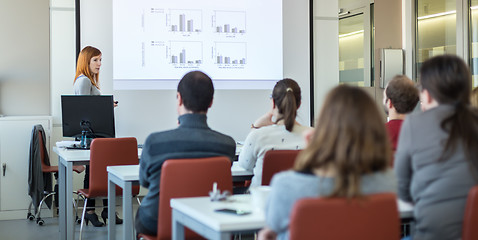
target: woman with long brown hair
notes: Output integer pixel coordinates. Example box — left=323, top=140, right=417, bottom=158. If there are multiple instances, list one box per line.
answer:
left=259, top=85, right=396, bottom=240
left=238, top=78, right=313, bottom=187
left=395, top=55, right=478, bottom=240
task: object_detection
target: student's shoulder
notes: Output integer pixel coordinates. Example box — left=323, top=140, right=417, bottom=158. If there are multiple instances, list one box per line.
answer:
left=247, top=124, right=281, bottom=138
left=75, top=75, right=92, bottom=85
left=207, top=127, right=233, bottom=139
left=144, top=129, right=177, bottom=143
left=75, top=75, right=90, bottom=82
left=293, top=124, right=313, bottom=133
left=211, top=130, right=236, bottom=145
left=271, top=170, right=307, bottom=184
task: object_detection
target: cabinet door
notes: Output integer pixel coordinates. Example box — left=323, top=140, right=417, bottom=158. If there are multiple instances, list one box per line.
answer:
left=0, top=119, right=50, bottom=211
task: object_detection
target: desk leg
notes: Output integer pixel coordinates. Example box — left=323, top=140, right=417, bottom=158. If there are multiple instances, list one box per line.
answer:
left=108, top=174, right=116, bottom=240
left=172, top=209, right=186, bottom=240
left=66, top=162, right=74, bottom=240
left=216, top=232, right=232, bottom=240
left=58, top=157, right=66, bottom=240
left=123, top=182, right=133, bottom=240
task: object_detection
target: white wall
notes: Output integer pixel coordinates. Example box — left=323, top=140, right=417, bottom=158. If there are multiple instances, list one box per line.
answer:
left=313, top=0, right=340, bottom=120
left=50, top=0, right=86, bottom=191
left=0, top=0, right=50, bottom=116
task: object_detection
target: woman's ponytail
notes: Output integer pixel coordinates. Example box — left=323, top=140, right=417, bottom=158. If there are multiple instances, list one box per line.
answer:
left=272, top=79, right=301, bottom=132
left=281, top=88, right=297, bottom=131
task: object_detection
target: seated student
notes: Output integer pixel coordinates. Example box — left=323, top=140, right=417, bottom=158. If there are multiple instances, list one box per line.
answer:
left=383, top=75, right=419, bottom=152
left=238, top=79, right=313, bottom=187
left=258, top=85, right=396, bottom=240
left=135, top=71, right=236, bottom=236
left=395, top=55, right=478, bottom=240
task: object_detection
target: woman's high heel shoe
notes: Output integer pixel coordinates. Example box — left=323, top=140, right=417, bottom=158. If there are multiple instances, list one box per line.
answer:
left=84, top=212, right=105, bottom=227
left=101, top=209, right=123, bottom=225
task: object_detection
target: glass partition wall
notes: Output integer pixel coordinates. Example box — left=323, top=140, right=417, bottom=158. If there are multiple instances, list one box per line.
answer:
left=338, top=4, right=373, bottom=87
left=416, top=0, right=456, bottom=80
left=471, top=0, right=478, bottom=86
left=339, top=13, right=365, bottom=86
left=413, top=0, right=478, bottom=87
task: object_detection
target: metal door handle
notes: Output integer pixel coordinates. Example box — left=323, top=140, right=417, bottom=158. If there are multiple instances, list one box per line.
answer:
left=2, top=163, right=5, bottom=176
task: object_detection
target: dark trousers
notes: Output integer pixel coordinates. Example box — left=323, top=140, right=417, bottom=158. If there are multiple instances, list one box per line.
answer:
left=135, top=208, right=157, bottom=237
left=84, top=165, right=108, bottom=210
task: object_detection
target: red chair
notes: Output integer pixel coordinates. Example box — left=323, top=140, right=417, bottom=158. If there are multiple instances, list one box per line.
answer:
left=77, top=137, right=140, bottom=239
left=462, top=186, right=478, bottom=240
left=139, top=156, right=233, bottom=240
left=261, top=150, right=301, bottom=185
left=27, top=128, right=85, bottom=225
left=289, top=193, right=400, bottom=240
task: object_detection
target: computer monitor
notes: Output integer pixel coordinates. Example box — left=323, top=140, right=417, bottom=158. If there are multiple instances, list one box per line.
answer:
left=61, top=95, right=116, bottom=139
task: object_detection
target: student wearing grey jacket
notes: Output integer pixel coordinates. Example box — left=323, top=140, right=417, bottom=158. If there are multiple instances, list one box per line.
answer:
left=395, top=55, right=478, bottom=240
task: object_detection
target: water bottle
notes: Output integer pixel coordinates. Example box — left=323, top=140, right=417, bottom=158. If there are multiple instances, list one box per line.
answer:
left=80, top=130, right=87, bottom=148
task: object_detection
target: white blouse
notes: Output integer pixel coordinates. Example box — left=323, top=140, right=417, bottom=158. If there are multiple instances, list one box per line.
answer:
left=238, top=124, right=312, bottom=187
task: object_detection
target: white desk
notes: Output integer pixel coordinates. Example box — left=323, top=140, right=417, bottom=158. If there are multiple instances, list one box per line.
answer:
left=231, top=162, right=252, bottom=177
left=171, top=195, right=263, bottom=240
left=54, top=147, right=142, bottom=240
left=107, top=165, right=140, bottom=240
left=54, top=144, right=252, bottom=240
left=54, top=147, right=91, bottom=240
left=104, top=163, right=250, bottom=240
left=170, top=195, right=415, bottom=240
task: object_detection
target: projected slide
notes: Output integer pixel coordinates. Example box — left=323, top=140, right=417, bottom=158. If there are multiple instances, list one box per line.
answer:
left=113, top=0, right=282, bottom=89
left=168, top=9, right=202, bottom=33
left=169, top=41, right=203, bottom=65
left=215, top=42, right=246, bottom=66
left=213, top=11, right=246, bottom=34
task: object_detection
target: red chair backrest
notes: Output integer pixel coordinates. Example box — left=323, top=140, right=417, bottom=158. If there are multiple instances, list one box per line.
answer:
left=157, top=157, right=233, bottom=240
left=462, top=186, right=478, bottom=240
left=88, top=137, right=140, bottom=196
left=289, top=193, right=400, bottom=240
left=262, top=150, right=300, bottom=185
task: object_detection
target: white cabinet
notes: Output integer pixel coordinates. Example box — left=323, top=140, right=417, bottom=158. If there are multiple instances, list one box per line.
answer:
left=0, top=116, right=52, bottom=220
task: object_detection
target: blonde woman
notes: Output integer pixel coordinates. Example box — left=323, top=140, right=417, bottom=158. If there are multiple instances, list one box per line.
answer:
left=259, top=85, right=396, bottom=240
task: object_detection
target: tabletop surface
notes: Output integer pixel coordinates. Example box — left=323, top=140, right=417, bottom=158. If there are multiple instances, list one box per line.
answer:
left=171, top=194, right=265, bottom=232
left=171, top=194, right=415, bottom=232
left=53, top=146, right=142, bottom=161
left=107, top=165, right=140, bottom=181
left=231, top=162, right=252, bottom=176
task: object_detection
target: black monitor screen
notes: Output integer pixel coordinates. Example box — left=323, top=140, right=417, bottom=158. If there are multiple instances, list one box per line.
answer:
left=61, top=95, right=115, bottom=138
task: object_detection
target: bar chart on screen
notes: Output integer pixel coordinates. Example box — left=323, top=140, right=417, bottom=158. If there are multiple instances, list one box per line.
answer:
left=113, top=0, right=282, bottom=89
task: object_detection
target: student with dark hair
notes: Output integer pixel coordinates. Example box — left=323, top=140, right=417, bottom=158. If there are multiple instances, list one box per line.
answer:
left=258, top=85, right=396, bottom=240
left=135, top=71, right=236, bottom=236
left=395, top=55, right=478, bottom=240
left=383, top=75, right=419, bottom=151
left=238, top=78, right=313, bottom=187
